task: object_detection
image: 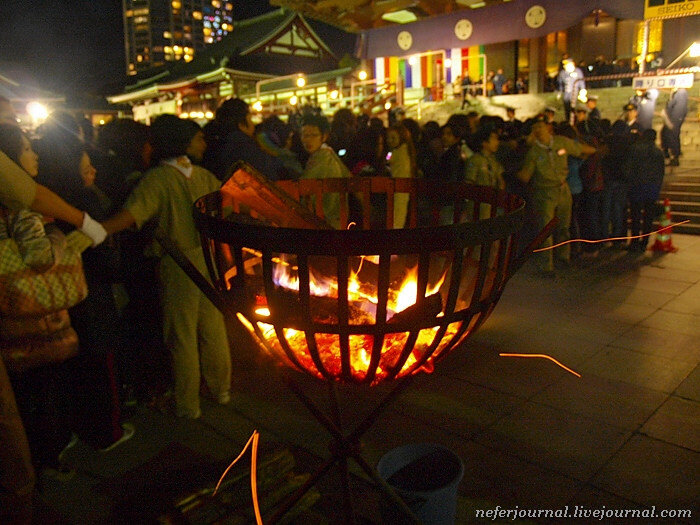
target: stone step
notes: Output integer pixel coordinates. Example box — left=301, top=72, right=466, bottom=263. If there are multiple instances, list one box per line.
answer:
left=662, top=181, right=700, bottom=192
left=658, top=190, right=700, bottom=202
left=664, top=179, right=700, bottom=193
left=665, top=200, right=700, bottom=213
left=662, top=209, right=700, bottom=224
left=664, top=174, right=700, bottom=184
left=652, top=220, right=700, bottom=235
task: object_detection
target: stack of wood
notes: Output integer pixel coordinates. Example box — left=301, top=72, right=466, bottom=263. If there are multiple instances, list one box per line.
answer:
left=164, top=448, right=321, bottom=524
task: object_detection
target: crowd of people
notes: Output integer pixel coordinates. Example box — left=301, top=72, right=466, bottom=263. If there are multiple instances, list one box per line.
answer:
left=0, top=86, right=673, bottom=522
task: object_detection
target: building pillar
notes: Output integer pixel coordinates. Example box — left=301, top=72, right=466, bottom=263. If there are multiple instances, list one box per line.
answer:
left=528, top=36, right=547, bottom=93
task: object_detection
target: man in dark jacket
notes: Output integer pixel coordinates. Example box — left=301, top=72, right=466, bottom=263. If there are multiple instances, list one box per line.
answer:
left=586, top=95, right=601, bottom=120
left=661, top=87, right=688, bottom=166
left=624, top=129, right=665, bottom=251
left=203, top=98, right=284, bottom=180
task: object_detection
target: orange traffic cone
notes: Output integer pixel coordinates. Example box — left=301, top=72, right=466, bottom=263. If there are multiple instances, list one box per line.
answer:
left=651, top=198, right=678, bottom=253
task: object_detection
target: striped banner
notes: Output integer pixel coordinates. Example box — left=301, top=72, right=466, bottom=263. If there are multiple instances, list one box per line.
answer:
left=451, top=48, right=462, bottom=83
left=411, top=56, right=421, bottom=88
left=375, top=57, right=385, bottom=84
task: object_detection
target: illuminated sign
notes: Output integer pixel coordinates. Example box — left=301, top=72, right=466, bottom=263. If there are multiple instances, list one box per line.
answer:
left=633, top=73, right=694, bottom=89
left=645, top=0, right=700, bottom=19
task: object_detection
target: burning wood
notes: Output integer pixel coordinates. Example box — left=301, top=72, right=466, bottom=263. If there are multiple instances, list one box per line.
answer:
left=387, top=293, right=443, bottom=325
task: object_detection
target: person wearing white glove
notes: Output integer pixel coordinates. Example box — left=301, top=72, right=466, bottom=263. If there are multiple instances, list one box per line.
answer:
left=1, top=151, right=107, bottom=245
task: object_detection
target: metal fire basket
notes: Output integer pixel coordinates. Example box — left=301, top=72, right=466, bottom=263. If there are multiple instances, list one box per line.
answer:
left=158, top=163, right=552, bottom=523
left=192, top=167, right=535, bottom=386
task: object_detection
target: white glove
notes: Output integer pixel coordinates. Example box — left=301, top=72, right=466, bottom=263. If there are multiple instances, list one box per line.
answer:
left=80, top=212, right=107, bottom=246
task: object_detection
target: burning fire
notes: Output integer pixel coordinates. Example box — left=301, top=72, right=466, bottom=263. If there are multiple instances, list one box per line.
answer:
left=237, top=256, right=460, bottom=384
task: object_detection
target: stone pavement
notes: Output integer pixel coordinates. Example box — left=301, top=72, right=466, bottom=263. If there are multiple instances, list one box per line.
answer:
left=38, top=228, right=699, bottom=524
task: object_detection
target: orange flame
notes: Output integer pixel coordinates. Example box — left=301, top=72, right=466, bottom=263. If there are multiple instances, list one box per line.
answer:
left=243, top=257, right=455, bottom=382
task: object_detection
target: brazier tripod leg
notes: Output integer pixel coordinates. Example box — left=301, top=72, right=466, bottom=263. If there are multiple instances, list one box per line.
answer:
left=269, top=374, right=420, bottom=524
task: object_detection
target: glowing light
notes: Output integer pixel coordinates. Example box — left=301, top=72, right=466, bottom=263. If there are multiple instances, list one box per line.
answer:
left=214, top=430, right=262, bottom=524
left=289, top=95, right=298, bottom=106
left=445, top=58, right=452, bottom=68
left=329, top=89, right=339, bottom=100
left=251, top=257, right=454, bottom=381
left=205, top=111, right=214, bottom=119
left=690, top=42, right=700, bottom=58
left=358, top=70, right=368, bottom=81
left=533, top=221, right=691, bottom=252
left=296, top=75, right=306, bottom=88
left=408, top=56, right=417, bottom=66
left=99, top=119, right=105, bottom=125
left=26, top=101, right=48, bottom=122
left=179, top=112, right=189, bottom=119
left=252, top=100, right=263, bottom=112
left=499, top=353, right=581, bottom=378
left=384, top=101, right=392, bottom=110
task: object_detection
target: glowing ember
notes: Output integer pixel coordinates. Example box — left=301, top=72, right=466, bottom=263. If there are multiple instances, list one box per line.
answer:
left=237, top=259, right=461, bottom=384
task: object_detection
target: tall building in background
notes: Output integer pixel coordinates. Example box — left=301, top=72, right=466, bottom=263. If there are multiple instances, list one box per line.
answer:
left=123, top=0, right=234, bottom=76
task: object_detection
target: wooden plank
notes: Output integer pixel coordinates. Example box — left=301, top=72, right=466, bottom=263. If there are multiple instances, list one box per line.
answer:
left=221, top=162, right=331, bottom=230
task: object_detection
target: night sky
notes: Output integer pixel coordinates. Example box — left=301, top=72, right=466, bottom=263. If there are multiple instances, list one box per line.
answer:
left=0, top=0, right=275, bottom=97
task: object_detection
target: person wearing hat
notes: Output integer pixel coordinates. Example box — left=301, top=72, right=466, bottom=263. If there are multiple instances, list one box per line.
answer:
left=621, top=103, right=641, bottom=135
left=503, top=107, right=522, bottom=138
left=517, top=115, right=595, bottom=276
left=629, top=88, right=658, bottom=131
left=585, top=95, right=601, bottom=120
left=575, top=103, right=602, bottom=139
left=556, top=58, right=586, bottom=124
left=103, top=114, right=233, bottom=420
left=543, top=106, right=557, bottom=124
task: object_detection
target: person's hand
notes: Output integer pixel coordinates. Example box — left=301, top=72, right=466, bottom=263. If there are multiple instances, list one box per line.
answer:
left=79, top=212, right=107, bottom=246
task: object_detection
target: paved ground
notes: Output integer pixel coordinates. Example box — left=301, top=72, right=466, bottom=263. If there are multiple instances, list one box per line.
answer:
left=37, top=223, right=699, bottom=524
left=37, top=147, right=700, bottom=524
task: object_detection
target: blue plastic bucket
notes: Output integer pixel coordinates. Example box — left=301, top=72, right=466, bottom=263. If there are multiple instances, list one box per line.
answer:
left=377, top=443, right=464, bottom=524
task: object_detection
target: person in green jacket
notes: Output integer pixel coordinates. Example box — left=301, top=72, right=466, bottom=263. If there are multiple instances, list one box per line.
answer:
left=103, top=115, right=231, bottom=419
left=518, top=117, right=594, bottom=275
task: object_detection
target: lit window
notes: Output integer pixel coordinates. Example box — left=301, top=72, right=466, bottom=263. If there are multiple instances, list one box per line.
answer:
left=212, top=0, right=221, bottom=8
left=171, top=1, right=181, bottom=8
left=226, top=3, right=233, bottom=10
left=137, top=55, right=143, bottom=62
left=203, top=27, right=211, bottom=35
left=193, top=11, right=202, bottom=20
left=184, top=54, right=193, bottom=62
left=163, top=31, right=172, bottom=38
left=125, top=9, right=133, bottom=16
left=128, top=63, right=135, bottom=70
